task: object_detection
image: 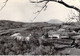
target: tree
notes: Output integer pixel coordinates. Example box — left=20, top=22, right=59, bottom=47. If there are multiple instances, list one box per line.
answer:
left=0, top=0, right=80, bottom=22
left=29, top=0, right=80, bottom=22
left=0, top=0, right=8, bottom=11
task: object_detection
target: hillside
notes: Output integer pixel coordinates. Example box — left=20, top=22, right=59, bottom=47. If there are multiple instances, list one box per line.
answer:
left=0, top=20, right=26, bottom=30
left=0, top=20, right=80, bottom=55
left=0, top=20, right=60, bottom=30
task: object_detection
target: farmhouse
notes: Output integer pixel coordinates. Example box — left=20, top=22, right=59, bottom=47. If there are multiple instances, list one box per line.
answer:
left=48, top=30, right=60, bottom=39
left=10, top=33, right=23, bottom=40
left=48, top=30, right=70, bottom=39
left=10, top=32, right=32, bottom=41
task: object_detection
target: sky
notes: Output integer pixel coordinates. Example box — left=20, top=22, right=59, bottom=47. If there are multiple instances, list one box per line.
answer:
left=0, top=0, right=80, bottom=22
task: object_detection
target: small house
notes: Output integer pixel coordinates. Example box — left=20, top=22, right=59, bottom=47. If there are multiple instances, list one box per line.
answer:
left=48, top=30, right=60, bottom=39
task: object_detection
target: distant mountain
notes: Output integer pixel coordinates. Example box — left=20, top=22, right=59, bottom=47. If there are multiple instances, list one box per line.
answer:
left=47, top=19, right=63, bottom=24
